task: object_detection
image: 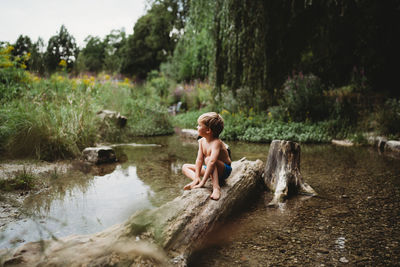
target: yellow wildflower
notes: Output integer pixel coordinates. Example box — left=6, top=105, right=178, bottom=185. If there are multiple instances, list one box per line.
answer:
left=221, top=109, right=230, bottom=115
left=58, top=59, right=67, bottom=68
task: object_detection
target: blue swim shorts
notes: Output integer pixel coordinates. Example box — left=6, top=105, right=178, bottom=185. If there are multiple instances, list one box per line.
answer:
left=203, top=163, right=232, bottom=184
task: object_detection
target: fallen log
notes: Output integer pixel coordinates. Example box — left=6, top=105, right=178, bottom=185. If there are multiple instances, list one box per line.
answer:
left=1, top=158, right=264, bottom=266
left=264, top=140, right=317, bottom=206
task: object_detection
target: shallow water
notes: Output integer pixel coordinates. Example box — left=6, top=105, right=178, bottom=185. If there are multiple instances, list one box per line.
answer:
left=191, top=145, right=400, bottom=266
left=1, top=135, right=399, bottom=266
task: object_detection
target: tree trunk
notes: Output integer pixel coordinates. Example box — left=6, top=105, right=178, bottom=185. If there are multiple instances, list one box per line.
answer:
left=264, top=140, right=317, bottom=206
left=1, top=159, right=264, bottom=267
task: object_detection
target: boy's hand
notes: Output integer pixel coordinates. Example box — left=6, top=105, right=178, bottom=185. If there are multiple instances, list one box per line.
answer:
left=184, top=178, right=200, bottom=190
left=193, top=180, right=206, bottom=189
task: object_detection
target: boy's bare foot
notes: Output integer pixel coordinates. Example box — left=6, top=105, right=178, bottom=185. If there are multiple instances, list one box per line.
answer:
left=210, top=188, right=221, bottom=200
left=184, top=179, right=199, bottom=190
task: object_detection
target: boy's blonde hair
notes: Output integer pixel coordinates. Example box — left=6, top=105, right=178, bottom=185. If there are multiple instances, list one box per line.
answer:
left=198, top=112, right=224, bottom=138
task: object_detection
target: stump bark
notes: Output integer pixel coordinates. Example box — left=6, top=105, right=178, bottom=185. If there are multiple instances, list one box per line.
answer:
left=1, top=159, right=264, bottom=266
left=264, top=140, right=317, bottom=206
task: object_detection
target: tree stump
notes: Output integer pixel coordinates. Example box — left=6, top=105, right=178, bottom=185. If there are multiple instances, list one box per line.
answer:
left=264, top=140, right=317, bottom=206
left=1, top=159, right=264, bottom=266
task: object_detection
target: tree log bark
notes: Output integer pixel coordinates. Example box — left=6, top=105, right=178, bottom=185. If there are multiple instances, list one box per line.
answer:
left=1, top=158, right=264, bottom=266
left=264, top=140, right=317, bottom=206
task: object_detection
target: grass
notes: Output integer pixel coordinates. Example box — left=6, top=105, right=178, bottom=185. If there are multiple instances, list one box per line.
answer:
left=0, top=167, right=36, bottom=191
left=0, top=73, right=174, bottom=160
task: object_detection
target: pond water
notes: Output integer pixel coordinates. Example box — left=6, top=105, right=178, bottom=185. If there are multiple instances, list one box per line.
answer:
left=1, top=135, right=399, bottom=266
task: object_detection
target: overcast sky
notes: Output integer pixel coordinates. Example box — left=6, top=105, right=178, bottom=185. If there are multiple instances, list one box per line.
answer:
left=0, top=0, right=147, bottom=47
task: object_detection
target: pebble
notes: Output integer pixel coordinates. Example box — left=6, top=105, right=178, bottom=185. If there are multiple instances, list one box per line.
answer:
left=339, top=257, right=349, bottom=263
left=317, top=248, right=329, bottom=254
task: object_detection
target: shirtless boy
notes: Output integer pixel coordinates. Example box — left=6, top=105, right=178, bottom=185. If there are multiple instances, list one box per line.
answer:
left=182, top=112, right=232, bottom=200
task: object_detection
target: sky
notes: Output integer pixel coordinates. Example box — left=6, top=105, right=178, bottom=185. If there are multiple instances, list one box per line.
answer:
left=0, top=0, right=148, bottom=48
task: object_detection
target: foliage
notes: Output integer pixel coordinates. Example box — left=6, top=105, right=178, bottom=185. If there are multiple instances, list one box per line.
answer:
left=75, top=36, right=105, bottom=73
left=376, top=98, right=400, bottom=136
left=147, top=70, right=172, bottom=103
left=211, top=0, right=400, bottom=111
left=102, top=29, right=127, bottom=74
left=0, top=73, right=173, bottom=160
left=0, top=46, right=30, bottom=103
left=29, top=38, right=46, bottom=75
left=172, top=109, right=210, bottom=128
left=45, top=25, right=78, bottom=73
left=280, top=73, right=331, bottom=122
left=238, top=122, right=332, bottom=143
left=11, top=35, right=33, bottom=69
left=173, top=109, right=336, bottom=143
left=0, top=167, right=36, bottom=191
left=166, top=0, right=215, bottom=81
left=120, top=1, right=180, bottom=79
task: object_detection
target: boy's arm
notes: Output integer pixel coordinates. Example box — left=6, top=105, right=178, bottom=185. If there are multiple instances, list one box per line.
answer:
left=194, top=140, right=204, bottom=181
left=196, top=141, right=220, bottom=187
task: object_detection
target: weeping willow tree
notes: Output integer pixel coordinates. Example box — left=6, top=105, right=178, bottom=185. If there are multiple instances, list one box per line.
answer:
left=168, top=0, right=216, bottom=81
left=170, top=0, right=400, bottom=110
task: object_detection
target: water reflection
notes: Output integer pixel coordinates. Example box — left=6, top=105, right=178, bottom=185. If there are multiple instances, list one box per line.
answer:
left=1, top=165, right=155, bottom=248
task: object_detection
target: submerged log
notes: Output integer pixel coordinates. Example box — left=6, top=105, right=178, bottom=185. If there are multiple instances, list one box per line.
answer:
left=1, top=158, right=264, bottom=266
left=264, top=140, right=317, bottom=206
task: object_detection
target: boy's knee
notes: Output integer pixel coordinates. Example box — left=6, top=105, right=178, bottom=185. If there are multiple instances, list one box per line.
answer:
left=182, top=164, right=189, bottom=171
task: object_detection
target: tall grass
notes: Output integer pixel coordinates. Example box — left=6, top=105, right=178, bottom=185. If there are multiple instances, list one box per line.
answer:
left=0, top=66, right=173, bottom=160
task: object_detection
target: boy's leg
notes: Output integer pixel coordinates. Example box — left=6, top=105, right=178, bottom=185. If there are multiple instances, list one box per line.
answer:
left=210, top=166, right=221, bottom=200
left=182, top=163, right=205, bottom=190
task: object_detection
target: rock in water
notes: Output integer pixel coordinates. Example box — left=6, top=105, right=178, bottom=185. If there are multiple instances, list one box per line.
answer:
left=82, top=146, right=117, bottom=164
left=264, top=140, right=317, bottom=206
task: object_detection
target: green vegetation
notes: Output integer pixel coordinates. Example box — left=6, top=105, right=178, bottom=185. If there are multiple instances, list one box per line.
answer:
left=0, top=167, right=36, bottom=191
left=173, top=110, right=337, bottom=143
left=1, top=0, right=399, bottom=162
left=0, top=47, right=173, bottom=160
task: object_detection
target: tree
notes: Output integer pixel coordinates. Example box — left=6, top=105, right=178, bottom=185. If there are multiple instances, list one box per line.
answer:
left=210, top=0, right=400, bottom=110
left=168, top=0, right=215, bottom=81
left=76, top=36, right=105, bottom=73
left=103, top=29, right=127, bottom=74
left=29, top=38, right=46, bottom=75
left=45, top=25, right=78, bottom=73
left=121, top=0, right=181, bottom=79
left=12, top=35, right=33, bottom=70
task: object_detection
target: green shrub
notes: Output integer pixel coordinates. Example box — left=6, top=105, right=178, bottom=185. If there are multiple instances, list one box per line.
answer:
left=377, top=98, right=400, bottom=136
left=173, top=110, right=337, bottom=143
left=0, top=46, right=30, bottom=103
left=172, top=109, right=210, bottom=129
left=239, top=121, right=332, bottom=143
left=280, top=73, right=332, bottom=122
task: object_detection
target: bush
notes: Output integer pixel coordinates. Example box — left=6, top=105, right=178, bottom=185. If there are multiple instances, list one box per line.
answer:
left=178, top=82, right=213, bottom=111
left=0, top=167, right=36, bottom=191
left=377, top=98, right=400, bottom=136
left=280, top=73, right=332, bottom=122
left=0, top=46, right=30, bottom=103
left=239, top=122, right=332, bottom=143
left=172, top=109, right=210, bottom=129
left=173, top=109, right=337, bottom=143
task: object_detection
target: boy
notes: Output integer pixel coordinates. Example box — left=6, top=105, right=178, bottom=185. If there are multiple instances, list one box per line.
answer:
left=182, top=112, right=232, bottom=200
